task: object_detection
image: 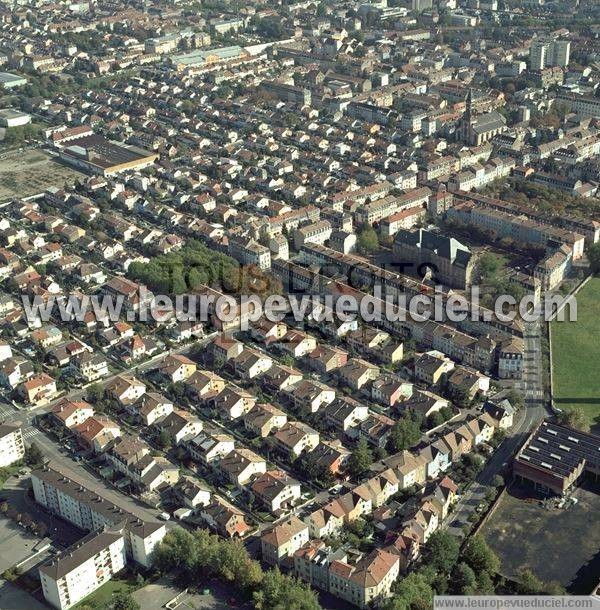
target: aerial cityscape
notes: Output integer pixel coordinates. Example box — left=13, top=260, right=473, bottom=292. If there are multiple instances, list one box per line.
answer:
left=0, top=0, right=598, bottom=609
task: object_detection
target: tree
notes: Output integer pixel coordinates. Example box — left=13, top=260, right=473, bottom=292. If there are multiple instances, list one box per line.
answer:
left=348, top=438, right=373, bottom=479
left=453, top=562, right=477, bottom=594
left=169, top=382, right=186, bottom=398
left=316, top=2, right=328, bottom=17
left=157, top=430, right=173, bottom=449
left=544, top=580, right=566, bottom=595
left=505, top=389, right=524, bottom=410
left=476, top=570, right=496, bottom=594
left=448, top=385, right=470, bottom=409
left=462, top=534, right=500, bottom=575
left=86, top=383, right=103, bottom=404
left=25, top=442, right=44, bottom=467
left=381, top=570, right=433, bottom=610
left=515, top=567, right=544, bottom=594
left=491, top=474, right=504, bottom=488
left=460, top=453, right=484, bottom=481
left=297, top=452, right=333, bottom=486
left=112, top=591, right=140, bottom=610
left=154, top=529, right=266, bottom=601
left=556, top=409, right=589, bottom=432
left=478, top=252, right=502, bottom=280
left=253, top=568, right=321, bottom=610
left=357, top=225, right=379, bottom=255
left=387, top=415, right=421, bottom=453
left=422, top=531, right=460, bottom=574
left=153, top=529, right=200, bottom=576
left=255, top=17, right=284, bottom=41
left=588, top=242, right=600, bottom=274
left=427, top=411, right=445, bottom=429
left=180, top=100, right=193, bottom=115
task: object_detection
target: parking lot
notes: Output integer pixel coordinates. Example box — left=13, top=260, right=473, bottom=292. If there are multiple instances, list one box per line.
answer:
left=0, top=581, right=48, bottom=610
left=0, top=517, right=48, bottom=574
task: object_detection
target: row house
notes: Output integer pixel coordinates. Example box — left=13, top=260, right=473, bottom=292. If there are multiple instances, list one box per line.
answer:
left=251, top=469, right=302, bottom=514
left=244, top=403, right=288, bottom=438
left=187, top=430, right=236, bottom=466
left=207, top=385, right=256, bottom=419
left=125, top=392, right=173, bottom=426
left=273, top=421, right=320, bottom=458
left=283, top=378, right=336, bottom=414
left=51, top=398, right=94, bottom=429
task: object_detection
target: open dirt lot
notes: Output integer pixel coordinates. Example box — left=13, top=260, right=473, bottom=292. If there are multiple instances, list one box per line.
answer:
left=481, top=482, right=600, bottom=592
left=0, top=148, right=83, bottom=202
left=133, top=577, right=252, bottom=610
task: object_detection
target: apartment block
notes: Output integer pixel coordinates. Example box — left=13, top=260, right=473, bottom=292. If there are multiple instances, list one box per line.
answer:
left=40, top=529, right=127, bottom=610
left=0, top=422, right=24, bottom=467
left=31, top=465, right=166, bottom=569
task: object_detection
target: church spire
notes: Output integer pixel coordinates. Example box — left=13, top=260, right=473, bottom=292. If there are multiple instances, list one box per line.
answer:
left=465, top=88, right=473, bottom=123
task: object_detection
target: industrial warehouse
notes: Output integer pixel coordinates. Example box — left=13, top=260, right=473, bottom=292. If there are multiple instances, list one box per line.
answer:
left=514, top=421, right=600, bottom=495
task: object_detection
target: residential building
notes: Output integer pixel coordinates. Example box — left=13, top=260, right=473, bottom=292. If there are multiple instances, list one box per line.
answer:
left=261, top=516, right=310, bottom=566
left=0, top=422, right=24, bottom=467
left=39, top=528, right=127, bottom=610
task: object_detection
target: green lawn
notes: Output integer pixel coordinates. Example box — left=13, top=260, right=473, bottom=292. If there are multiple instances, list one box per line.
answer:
left=74, top=575, right=137, bottom=609
left=0, top=463, right=23, bottom=488
left=551, top=277, right=600, bottom=429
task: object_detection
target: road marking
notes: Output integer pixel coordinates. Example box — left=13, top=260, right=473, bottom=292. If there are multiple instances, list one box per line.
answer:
left=0, top=403, right=16, bottom=418
left=22, top=427, right=41, bottom=440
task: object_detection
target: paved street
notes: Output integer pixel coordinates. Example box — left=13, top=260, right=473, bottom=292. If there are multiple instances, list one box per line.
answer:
left=445, top=320, right=550, bottom=538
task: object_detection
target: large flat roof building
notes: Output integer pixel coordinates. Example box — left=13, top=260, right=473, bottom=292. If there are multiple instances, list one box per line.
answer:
left=0, top=108, right=31, bottom=127
left=32, top=464, right=167, bottom=608
left=170, top=45, right=247, bottom=70
left=55, top=134, right=157, bottom=176
left=0, top=72, right=27, bottom=89
left=513, top=421, right=600, bottom=495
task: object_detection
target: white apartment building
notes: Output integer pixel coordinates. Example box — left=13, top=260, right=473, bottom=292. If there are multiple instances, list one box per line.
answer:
left=31, top=466, right=166, bottom=572
left=40, top=529, right=127, bottom=610
left=0, top=422, right=25, bottom=467
left=530, top=39, right=570, bottom=70
left=329, top=549, right=400, bottom=609
left=556, top=92, right=600, bottom=119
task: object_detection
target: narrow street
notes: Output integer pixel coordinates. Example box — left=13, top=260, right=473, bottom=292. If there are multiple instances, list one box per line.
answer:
left=445, top=319, right=550, bottom=538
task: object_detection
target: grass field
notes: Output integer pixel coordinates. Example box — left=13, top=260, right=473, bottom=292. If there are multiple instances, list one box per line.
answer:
left=0, top=148, right=83, bottom=202
left=551, top=277, right=600, bottom=430
left=481, top=484, right=600, bottom=592
left=74, top=574, right=138, bottom=609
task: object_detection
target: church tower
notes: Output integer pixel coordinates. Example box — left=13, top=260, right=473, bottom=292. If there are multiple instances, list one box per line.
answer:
left=460, top=88, right=474, bottom=144
left=465, top=88, right=473, bottom=125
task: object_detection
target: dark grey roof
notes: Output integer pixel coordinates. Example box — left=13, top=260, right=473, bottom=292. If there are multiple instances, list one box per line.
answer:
left=395, top=228, right=472, bottom=268
left=0, top=422, right=21, bottom=439
left=516, top=421, right=600, bottom=479
left=31, top=464, right=163, bottom=537
left=39, top=527, right=124, bottom=581
left=472, top=111, right=506, bottom=135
